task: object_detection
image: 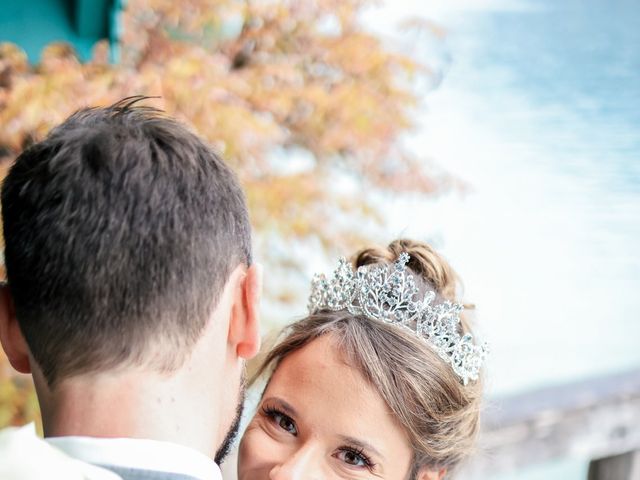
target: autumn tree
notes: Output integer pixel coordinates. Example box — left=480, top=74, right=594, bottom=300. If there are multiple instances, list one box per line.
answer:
left=0, top=0, right=440, bottom=427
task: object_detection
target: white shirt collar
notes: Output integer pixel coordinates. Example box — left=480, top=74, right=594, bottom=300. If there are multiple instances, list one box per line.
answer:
left=46, top=436, right=222, bottom=480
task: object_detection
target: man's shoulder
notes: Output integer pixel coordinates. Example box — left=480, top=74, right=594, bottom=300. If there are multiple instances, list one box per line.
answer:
left=47, top=435, right=222, bottom=480
left=0, top=424, right=122, bottom=480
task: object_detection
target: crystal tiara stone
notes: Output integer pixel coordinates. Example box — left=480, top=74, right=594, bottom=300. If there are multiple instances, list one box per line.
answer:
left=308, top=252, right=488, bottom=385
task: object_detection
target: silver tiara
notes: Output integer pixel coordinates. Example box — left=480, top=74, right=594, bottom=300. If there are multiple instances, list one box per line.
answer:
left=308, top=253, right=488, bottom=385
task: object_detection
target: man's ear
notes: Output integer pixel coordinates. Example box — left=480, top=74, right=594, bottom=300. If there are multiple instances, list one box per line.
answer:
left=416, top=467, right=447, bottom=480
left=0, top=284, right=31, bottom=373
left=228, top=263, right=262, bottom=360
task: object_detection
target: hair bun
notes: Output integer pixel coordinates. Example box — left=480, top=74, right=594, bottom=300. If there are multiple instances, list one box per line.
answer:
left=353, top=239, right=459, bottom=302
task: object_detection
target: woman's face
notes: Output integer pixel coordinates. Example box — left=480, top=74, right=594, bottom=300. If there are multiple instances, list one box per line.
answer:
left=238, top=335, right=416, bottom=480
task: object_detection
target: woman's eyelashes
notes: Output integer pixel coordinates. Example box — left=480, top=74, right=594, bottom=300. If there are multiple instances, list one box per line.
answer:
left=260, top=403, right=378, bottom=473
left=261, top=405, right=298, bottom=435
left=334, top=446, right=376, bottom=471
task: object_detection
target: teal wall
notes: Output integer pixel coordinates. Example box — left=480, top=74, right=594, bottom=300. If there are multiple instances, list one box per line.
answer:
left=0, top=0, right=122, bottom=62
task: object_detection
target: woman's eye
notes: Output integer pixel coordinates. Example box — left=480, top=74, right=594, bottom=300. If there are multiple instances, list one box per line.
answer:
left=275, top=413, right=297, bottom=434
left=335, top=449, right=371, bottom=468
left=263, top=407, right=298, bottom=435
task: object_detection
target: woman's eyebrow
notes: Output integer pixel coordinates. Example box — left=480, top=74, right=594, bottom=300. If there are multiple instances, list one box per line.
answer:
left=338, top=435, right=385, bottom=461
left=262, top=396, right=298, bottom=417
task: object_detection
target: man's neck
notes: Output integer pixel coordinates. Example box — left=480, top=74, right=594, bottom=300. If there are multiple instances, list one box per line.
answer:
left=36, top=368, right=222, bottom=458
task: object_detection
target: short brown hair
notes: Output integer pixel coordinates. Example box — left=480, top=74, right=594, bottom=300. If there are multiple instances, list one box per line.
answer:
left=256, top=239, right=483, bottom=476
left=2, top=98, right=251, bottom=386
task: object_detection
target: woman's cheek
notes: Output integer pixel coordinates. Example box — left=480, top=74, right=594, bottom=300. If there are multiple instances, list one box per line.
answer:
left=239, top=422, right=283, bottom=478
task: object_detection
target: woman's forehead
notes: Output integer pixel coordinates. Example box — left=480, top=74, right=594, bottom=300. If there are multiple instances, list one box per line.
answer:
left=268, top=335, right=368, bottom=398
left=264, top=335, right=408, bottom=445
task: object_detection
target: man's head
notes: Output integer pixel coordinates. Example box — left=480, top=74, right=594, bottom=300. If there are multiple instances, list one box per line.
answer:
left=0, top=98, right=261, bottom=454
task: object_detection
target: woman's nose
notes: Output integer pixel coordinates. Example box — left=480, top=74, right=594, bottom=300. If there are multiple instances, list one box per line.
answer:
left=268, top=442, right=324, bottom=480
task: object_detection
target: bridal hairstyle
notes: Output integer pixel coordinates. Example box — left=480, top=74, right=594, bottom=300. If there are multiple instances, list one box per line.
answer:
left=255, top=239, right=483, bottom=478
left=1, top=97, right=251, bottom=386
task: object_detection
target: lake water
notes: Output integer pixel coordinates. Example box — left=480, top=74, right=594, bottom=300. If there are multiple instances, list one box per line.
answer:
left=362, top=0, right=640, bottom=478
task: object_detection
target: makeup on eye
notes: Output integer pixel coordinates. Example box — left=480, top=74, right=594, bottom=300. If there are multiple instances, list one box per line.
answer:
left=334, top=445, right=377, bottom=471
left=261, top=404, right=298, bottom=435
left=260, top=398, right=380, bottom=473
left=337, top=435, right=385, bottom=465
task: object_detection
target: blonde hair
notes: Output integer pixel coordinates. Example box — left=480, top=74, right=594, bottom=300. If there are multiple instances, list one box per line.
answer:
left=257, top=239, right=483, bottom=477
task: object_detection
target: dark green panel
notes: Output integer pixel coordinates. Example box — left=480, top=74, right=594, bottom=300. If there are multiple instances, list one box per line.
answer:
left=74, top=0, right=111, bottom=38
left=0, top=0, right=120, bottom=62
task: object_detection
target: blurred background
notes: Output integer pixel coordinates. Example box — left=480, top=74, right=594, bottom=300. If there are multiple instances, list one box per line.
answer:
left=1, top=0, right=639, bottom=479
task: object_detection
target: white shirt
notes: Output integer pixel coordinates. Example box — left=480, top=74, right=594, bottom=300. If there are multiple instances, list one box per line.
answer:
left=0, top=425, right=119, bottom=480
left=47, top=436, right=223, bottom=480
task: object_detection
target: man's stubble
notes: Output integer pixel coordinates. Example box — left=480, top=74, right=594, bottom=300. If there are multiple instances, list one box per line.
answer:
left=214, top=372, right=246, bottom=465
